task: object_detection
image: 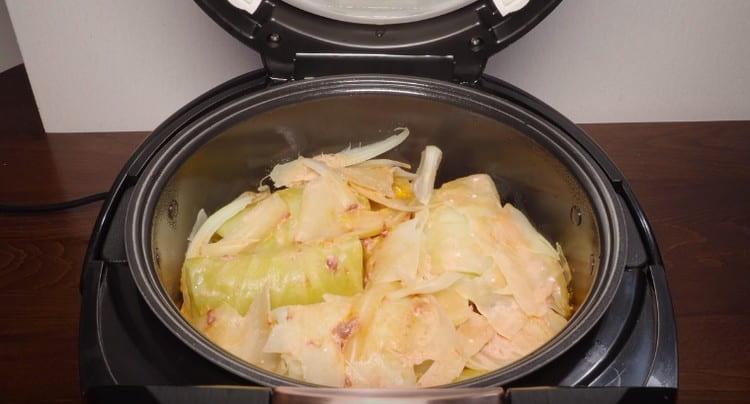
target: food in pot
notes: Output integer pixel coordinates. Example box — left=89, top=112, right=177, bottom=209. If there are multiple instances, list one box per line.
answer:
left=179, top=128, right=573, bottom=387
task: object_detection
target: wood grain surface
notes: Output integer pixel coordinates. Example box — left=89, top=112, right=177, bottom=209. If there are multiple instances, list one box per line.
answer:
left=1, top=65, right=749, bottom=403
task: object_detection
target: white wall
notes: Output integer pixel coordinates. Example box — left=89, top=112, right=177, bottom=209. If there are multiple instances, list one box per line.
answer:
left=0, top=0, right=22, bottom=73
left=6, top=0, right=750, bottom=133
left=488, top=1, right=750, bottom=124
left=7, top=0, right=259, bottom=132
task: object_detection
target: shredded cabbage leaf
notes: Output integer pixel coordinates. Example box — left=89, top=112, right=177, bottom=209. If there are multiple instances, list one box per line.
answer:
left=263, top=300, right=353, bottom=386
left=179, top=128, right=575, bottom=387
left=197, top=287, right=279, bottom=371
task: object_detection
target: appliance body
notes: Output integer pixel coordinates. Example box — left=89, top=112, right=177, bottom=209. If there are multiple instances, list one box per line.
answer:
left=79, top=0, right=677, bottom=401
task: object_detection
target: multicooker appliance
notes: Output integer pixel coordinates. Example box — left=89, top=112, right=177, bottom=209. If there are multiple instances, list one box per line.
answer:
left=79, top=1, right=678, bottom=402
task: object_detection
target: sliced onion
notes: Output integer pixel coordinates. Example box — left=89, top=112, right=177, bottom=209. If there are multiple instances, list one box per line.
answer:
left=412, top=145, right=443, bottom=204
left=355, top=158, right=412, bottom=169
left=185, top=191, right=267, bottom=258
left=342, top=165, right=395, bottom=198
left=393, top=166, right=417, bottom=180
left=334, top=127, right=410, bottom=167
left=201, top=193, right=289, bottom=257
left=349, top=183, right=421, bottom=212
left=387, top=272, right=463, bottom=300
left=188, top=209, right=208, bottom=242
left=269, top=128, right=410, bottom=189
left=268, top=157, right=320, bottom=189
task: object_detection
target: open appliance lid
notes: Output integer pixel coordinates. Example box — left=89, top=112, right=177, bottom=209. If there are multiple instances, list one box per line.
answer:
left=229, top=0, right=530, bottom=25
left=195, top=0, right=561, bottom=82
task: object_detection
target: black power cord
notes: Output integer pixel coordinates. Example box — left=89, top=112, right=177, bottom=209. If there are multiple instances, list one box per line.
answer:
left=0, top=192, right=109, bottom=214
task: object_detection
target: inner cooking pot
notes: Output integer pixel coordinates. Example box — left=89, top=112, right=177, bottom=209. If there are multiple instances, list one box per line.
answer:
left=125, top=75, right=626, bottom=387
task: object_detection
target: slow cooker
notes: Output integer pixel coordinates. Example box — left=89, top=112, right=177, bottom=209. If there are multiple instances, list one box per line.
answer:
left=79, top=0, right=678, bottom=402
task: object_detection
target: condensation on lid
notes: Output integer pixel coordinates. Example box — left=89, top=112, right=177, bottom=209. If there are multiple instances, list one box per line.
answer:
left=228, top=0, right=530, bottom=25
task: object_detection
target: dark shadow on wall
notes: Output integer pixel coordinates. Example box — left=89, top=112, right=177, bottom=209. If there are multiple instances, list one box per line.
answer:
left=0, top=64, right=44, bottom=136
left=0, top=64, right=64, bottom=205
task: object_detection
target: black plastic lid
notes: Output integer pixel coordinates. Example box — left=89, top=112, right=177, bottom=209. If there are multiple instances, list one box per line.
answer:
left=195, top=0, right=561, bottom=82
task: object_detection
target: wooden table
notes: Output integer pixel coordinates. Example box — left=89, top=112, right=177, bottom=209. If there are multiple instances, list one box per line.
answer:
left=1, top=66, right=748, bottom=403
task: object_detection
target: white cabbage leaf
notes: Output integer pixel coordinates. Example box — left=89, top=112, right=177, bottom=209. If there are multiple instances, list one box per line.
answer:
left=198, top=288, right=279, bottom=371
left=367, top=210, right=428, bottom=284
left=466, top=310, right=570, bottom=371
left=433, top=287, right=472, bottom=326
left=425, top=205, right=493, bottom=276
left=453, top=276, right=527, bottom=339
left=263, top=300, right=353, bottom=386
left=347, top=351, right=417, bottom=388
left=430, top=173, right=501, bottom=209
left=346, top=294, right=465, bottom=387
left=428, top=175, right=571, bottom=318
left=457, top=312, right=495, bottom=359
left=294, top=159, right=360, bottom=243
